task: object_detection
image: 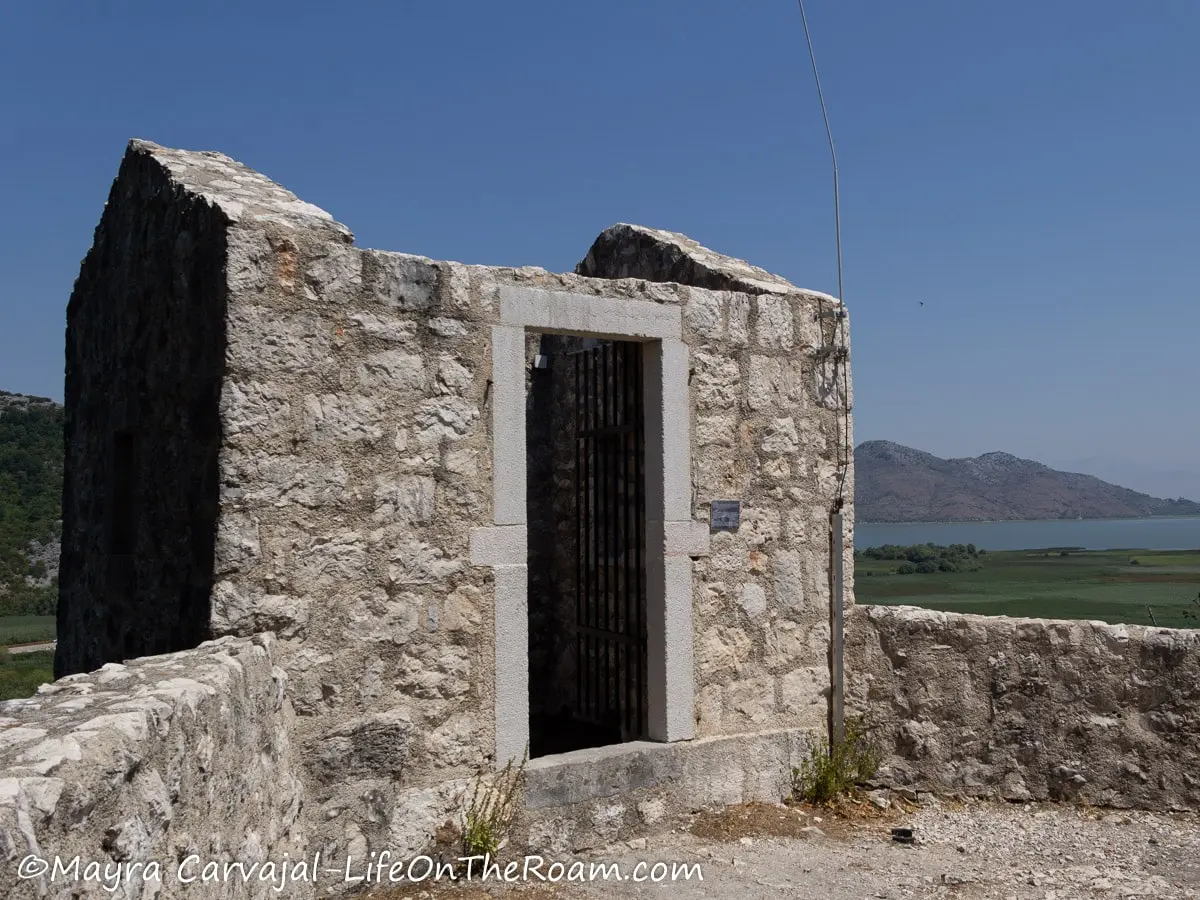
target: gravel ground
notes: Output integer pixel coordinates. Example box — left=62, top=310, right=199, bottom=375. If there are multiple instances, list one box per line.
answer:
left=368, top=796, right=1200, bottom=899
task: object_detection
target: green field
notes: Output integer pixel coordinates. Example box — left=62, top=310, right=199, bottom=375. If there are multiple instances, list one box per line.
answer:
left=0, top=614, right=56, bottom=647
left=0, top=615, right=56, bottom=700
left=856, top=548, right=1200, bottom=628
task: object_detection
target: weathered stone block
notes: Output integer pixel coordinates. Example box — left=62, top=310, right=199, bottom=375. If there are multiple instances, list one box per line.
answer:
left=373, top=474, right=436, bottom=524
left=724, top=676, right=776, bottom=726
left=357, top=349, right=427, bottom=394
left=303, top=243, right=363, bottom=303
left=684, top=291, right=724, bottom=339
left=307, top=711, right=412, bottom=782
left=754, top=296, right=794, bottom=349
left=738, top=583, right=768, bottom=620
left=227, top=307, right=335, bottom=376
left=692, top=351, right=740, bottom=409
left=211, top=582, right=309, bottom=639
left=304, top=393, right=385, bottom=443
left=363, top=250, right=438, bottom=310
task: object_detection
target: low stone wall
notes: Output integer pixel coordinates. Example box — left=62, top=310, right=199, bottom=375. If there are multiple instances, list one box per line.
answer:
left=521, top=727, right=817, bottom=853
left=0, top=635, right=307, bottom=899
left=847, top=605, right=1200, bottom=810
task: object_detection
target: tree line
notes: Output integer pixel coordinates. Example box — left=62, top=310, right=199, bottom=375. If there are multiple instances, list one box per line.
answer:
left=857, top=542, right=985, bottom=575
left=0, top=401, right=63, bottom=616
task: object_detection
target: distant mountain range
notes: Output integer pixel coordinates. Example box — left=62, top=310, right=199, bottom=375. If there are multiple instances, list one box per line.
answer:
left=855, top=441, right=1200, bottom=524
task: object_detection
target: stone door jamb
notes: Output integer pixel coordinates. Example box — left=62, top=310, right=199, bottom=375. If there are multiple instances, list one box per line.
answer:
left=468, top=286, right=710, bottom=767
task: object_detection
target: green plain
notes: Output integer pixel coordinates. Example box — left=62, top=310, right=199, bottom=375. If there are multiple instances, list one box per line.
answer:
left=856, top=548, right=1200, bottom=629
left=0, top=614, right=56, bottom=647
left=0, top=614, right=56, bottom=701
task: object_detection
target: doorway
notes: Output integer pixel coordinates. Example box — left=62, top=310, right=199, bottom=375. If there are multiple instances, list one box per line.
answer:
left=527, top=335, right=648, bottom=758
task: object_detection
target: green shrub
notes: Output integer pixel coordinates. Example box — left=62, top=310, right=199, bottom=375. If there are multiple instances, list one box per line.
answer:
left=460, top=749, right=528, bottom=858
left=790, top=717, right=882, bottom=805
left=860, top=543, right=985, bottom=577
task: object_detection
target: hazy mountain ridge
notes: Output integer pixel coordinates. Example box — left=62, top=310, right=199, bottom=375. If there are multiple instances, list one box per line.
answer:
left=0, top=390, right=58, bottom=413
left=856, top=440, right=1200, bottom=524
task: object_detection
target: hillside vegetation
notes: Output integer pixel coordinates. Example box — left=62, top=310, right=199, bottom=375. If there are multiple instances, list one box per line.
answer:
left=0, top=391, right=63, bottom=616
left=856, top=440, right=1200, bottom=523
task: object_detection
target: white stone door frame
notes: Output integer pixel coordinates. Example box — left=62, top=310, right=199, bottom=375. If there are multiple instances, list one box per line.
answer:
left=469, top=286, right=710, bottom=767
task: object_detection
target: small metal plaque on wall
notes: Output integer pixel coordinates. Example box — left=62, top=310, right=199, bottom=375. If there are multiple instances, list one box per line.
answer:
left=709, top=500, right=741, bottom=532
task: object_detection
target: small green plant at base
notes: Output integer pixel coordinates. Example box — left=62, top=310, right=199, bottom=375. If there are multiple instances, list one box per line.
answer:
left=460, top=747, right=528, bottom=858
left=790, top=716, right=882, bottom=805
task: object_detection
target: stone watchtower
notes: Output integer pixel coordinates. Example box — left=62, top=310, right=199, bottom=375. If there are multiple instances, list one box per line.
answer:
left=57, top=140, right=853, bottom=855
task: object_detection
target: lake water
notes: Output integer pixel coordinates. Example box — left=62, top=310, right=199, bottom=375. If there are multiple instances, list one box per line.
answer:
left=856, top=516, right=1200, bottom=552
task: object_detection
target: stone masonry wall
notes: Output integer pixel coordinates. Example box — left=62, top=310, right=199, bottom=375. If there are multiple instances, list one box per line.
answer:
left=847, top=605, right=1200, bottom=810
left=681, top=284, right=850, bottom=737
left=214, top=237, right=496, bottom=861
left=0, top=635, right=306, bottom=900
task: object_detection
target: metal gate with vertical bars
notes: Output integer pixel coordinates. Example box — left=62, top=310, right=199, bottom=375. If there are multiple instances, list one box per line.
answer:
left=572, top=340, right=647, bottom=741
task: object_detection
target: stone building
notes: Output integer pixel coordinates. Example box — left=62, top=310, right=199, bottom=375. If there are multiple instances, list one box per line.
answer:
left=53, top=140, right=854, bottom=857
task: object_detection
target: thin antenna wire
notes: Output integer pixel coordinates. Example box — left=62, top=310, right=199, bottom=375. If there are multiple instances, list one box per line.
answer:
left=797, top=0, right=851, bottom=511
left=798, top=0, right=851, bottom=753
left=797, top=0, right=843, bottom=306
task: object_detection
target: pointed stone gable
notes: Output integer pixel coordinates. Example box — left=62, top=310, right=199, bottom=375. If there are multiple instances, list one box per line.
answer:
left=576, top=222, right=838, bottom=301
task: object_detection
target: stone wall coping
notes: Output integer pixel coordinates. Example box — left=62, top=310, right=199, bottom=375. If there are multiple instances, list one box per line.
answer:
left=857, top=603, right=1200, bottom=646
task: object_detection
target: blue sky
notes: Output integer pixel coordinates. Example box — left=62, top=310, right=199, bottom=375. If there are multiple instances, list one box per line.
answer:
left=2, top=1, right=1197, bottom=498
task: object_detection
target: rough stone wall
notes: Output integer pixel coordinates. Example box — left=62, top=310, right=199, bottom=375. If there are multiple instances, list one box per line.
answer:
left=683, top=287, right=850, bottom=737
left=213, top=240, right=496, bottom=861
left=578, top=226, right=855, bottom=739
left=57, top=144, right=230, bottom=678
left=847, top=605, right=1200, bottom=810
left=0, top=635, right=306, bottom=900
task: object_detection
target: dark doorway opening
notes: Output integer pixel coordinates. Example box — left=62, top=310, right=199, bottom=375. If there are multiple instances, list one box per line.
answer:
left=527, top=335, right=648, bottom=758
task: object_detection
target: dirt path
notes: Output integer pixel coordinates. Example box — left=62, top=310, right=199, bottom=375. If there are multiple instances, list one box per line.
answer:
left=5, top=640, right=55, bottom=655
left=365, top=796, right=1200, bottom=899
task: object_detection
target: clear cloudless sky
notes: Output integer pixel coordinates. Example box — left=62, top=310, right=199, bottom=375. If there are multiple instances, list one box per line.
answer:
left=1, top=1, right=1198, bottom=497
